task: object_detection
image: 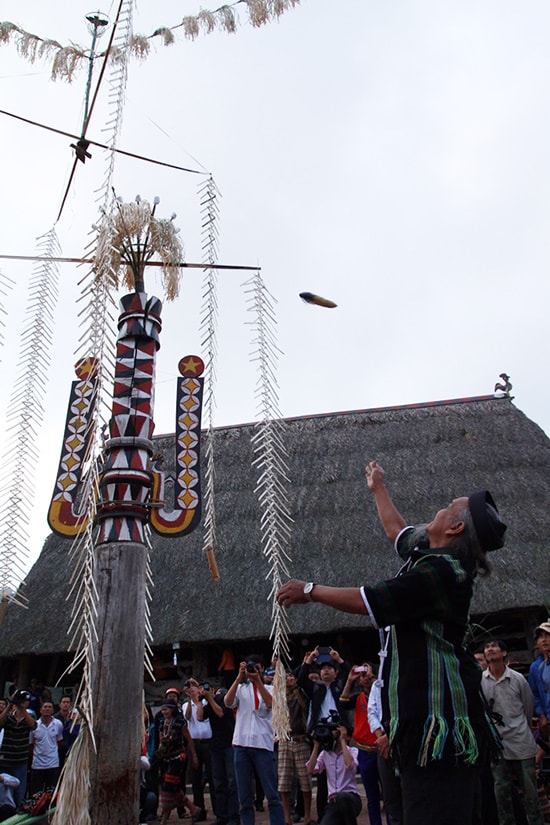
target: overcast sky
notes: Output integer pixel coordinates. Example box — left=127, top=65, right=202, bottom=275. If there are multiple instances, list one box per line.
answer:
left=1, top=0, right=549, bottom=573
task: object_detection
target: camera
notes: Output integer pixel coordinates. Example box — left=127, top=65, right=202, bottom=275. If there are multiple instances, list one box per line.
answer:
left=201, top=682, right=211, bottom=691
left=316, top=646, right=331, bottom=664
left=312, top=710, right=340, bottom=751
left=246, top=662, right=258, bottom=674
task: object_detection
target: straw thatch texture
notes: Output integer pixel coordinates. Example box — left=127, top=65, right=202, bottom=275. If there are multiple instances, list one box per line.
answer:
left=2, top=396, right=549, bottom=657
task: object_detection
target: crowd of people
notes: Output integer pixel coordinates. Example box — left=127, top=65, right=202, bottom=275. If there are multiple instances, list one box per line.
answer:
left=1, top=460, right=549, bottom=825
left=0, top=684, right=80, bottom=819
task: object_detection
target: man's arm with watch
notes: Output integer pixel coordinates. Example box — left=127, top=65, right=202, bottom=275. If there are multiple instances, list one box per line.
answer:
left=279, top=581, right=367, bottom=614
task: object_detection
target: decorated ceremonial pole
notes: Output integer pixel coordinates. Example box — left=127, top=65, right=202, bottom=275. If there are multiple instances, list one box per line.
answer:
left=88, top=290, right=160, bottom=822
left=48, top=197, right=205, bottom=824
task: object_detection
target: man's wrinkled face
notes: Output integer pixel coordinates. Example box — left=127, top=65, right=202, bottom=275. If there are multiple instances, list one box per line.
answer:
left=427, top=497, right=469, bottom=539
left=536, top=631, right=550, bottom=656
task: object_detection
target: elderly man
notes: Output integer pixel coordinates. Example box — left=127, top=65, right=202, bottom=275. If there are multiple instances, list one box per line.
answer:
left=277, top=460, right=507, bottom=825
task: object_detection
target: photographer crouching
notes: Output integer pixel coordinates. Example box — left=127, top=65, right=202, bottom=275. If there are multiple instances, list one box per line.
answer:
left=306, top=712, right=361, bottom=825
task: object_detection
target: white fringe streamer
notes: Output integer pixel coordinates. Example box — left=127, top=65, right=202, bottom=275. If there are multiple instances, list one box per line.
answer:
left=199, top=176, right=221, bottom=580
left=243, top=270, right=293, bottom=740
left=0, top=271, right=14, bottom=361
left=0, top=228, right=61, bottom=607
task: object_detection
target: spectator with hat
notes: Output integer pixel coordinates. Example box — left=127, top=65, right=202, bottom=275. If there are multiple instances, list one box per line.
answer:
left=0, top=689, right=36, bottom=806
left=277, top=459, right=508, bottom=825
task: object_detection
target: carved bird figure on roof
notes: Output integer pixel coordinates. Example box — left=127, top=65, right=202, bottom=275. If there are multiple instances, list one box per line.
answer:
left=494, top=373, right=512, bottom=395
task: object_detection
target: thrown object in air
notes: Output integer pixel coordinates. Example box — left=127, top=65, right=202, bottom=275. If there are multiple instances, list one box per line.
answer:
left=299, top=291, right=337, bottom=308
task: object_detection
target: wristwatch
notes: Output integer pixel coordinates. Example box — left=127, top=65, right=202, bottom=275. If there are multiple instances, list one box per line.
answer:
left=303, top=582, right=316, bottom=602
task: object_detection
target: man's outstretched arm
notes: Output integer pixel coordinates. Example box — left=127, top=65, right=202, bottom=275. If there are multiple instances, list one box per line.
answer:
left=277, top=581, right=366, bottom=614
left=365, top=460, right=406, bottom=543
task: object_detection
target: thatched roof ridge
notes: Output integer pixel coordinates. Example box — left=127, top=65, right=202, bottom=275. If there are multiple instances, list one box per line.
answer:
left=2, top=395, right=549, bottom=657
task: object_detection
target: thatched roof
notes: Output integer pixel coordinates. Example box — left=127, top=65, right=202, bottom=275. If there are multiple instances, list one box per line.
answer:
left=2, top=394, right=549, bottom=657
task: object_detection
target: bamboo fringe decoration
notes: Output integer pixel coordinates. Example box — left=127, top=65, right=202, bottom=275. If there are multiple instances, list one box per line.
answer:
left=1, top=1, right=301, bottom=82
left=199, top=176, right=221, bottom=581
left=0, top=271, right=14, bottom=361
left=244, top=271, right=293, bottom=741
left=272, top=657, right=290, bottom=741
left=58, top=9, right=134, bottom=812
left=0, top=227, right=61, bottom=607
left=144, top=525, right=155, bottom=680
left=51, top=716, right=92, bottom=825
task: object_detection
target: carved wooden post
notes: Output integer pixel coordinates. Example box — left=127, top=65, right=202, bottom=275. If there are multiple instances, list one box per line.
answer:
left=89, top=292, right=161, bottom=825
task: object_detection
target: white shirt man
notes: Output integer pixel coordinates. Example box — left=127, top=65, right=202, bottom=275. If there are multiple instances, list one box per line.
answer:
left=224, top=659, right=285, bottom=825
left=481, top=639, right=543, bottom=825
left=29, top=702, right=63, bottom=795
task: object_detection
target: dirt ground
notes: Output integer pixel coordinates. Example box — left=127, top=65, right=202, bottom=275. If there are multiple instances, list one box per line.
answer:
left=161, top=782, right=388, bottom=825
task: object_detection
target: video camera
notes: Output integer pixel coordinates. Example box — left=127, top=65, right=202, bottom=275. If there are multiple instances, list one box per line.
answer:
left=11, top=690, right=31, bottom=706
left=312, top=710, right=341, bottom=751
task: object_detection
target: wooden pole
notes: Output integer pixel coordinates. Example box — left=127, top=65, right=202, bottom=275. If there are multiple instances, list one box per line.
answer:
left=89, top=292, right=161, bottom=824
left=89, top=542, right=146, bottom=822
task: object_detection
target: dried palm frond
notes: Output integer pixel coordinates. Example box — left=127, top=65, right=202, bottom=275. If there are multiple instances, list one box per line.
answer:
left=197, top=11, right=217, bottom=34
left=247, top=0, right=270, bottom=27
left=16, top=30, right=40, bottom=61
left=131, top=34, right=150, bottom=59
left=51, top=45, right=87, bottom=82
left=0, top=22, right=17, bottom=44
left=219, top=7, right=238, bottom=34
left=95, top=196, right=184, bottom=299
left=182, top=16, right=201, bottom=40
left=51, top=713, right=92, bottom=825
left=1, top=1, right=302, bottom=80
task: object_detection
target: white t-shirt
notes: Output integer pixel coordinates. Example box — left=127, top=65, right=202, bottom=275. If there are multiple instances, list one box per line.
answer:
left=182, top=701, right=213, bottom=740
left=30, top=718, right=63, bottom=769
left=226, top=682, right=275, bottom=751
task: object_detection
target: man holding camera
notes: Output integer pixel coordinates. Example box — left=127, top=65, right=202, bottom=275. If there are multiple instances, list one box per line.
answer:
left=306, top=721, right=361, bottom=825
left=0, top=689, right=37, bottom=806
left=224, top=657, right=285, bottom=825
left=297, top=647, right=350, bottom=820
